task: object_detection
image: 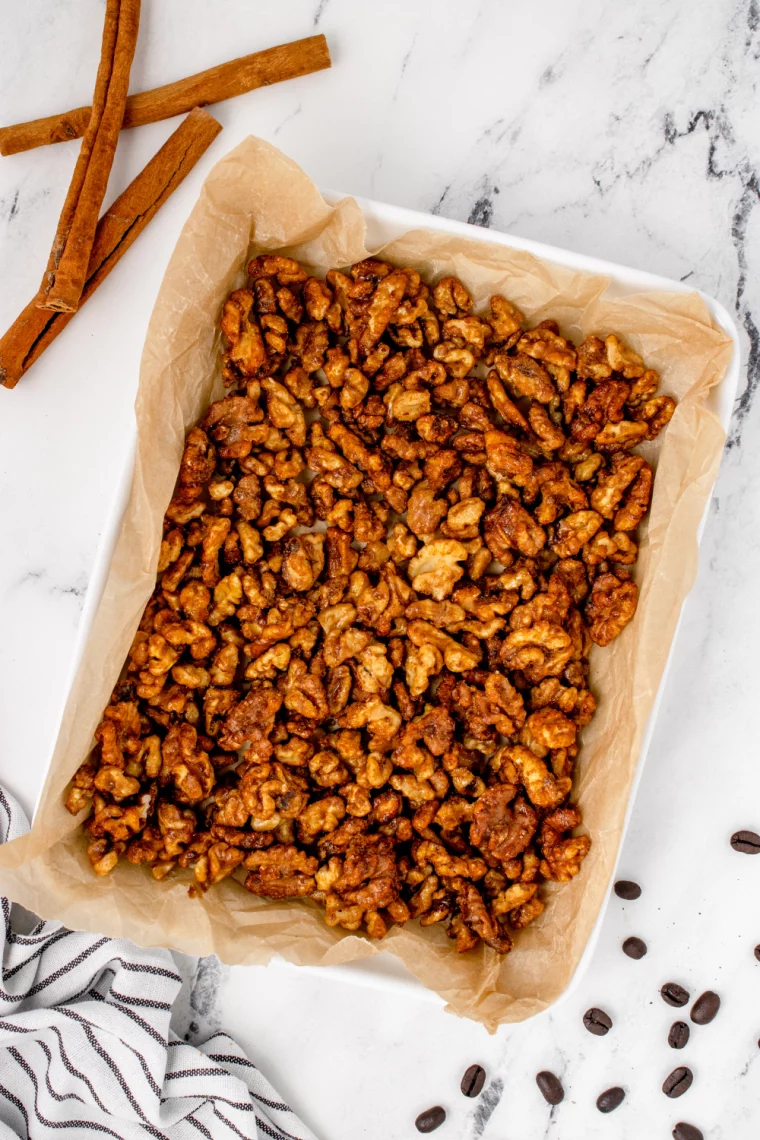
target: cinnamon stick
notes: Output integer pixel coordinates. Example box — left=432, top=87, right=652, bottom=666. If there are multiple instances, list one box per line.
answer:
left=0, top=108, right=222, bottom=390
left=38, top=0, right=141, bottom=313
left=0, top=35, right=331, bottom=157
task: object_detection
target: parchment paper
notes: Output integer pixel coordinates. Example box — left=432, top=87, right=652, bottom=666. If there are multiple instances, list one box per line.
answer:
left=0, top=137, right=733, bottom=1031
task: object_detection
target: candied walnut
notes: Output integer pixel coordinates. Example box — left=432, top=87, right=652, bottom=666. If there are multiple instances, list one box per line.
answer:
left=262, top=378, right=306, bottom=448
left=585, top=572, right=638, bottom=646
left=590, top=454, right=645, bottom=518
left=281, top=533, right=325, bottom=592
left=534, top=469, right=588, bottom=525
left=519, top=326, right=577, bottom=370
left=244, top=845, right=318, bottom=898
left=500, top=622, right=574, bottom=683
left=576, top=335, right=612, bottom=381
left=232, top=473, right=262, bottom=521
left=485, top=372, right=529, bottom=431
left=510, top=896, right=545, bottom=928
left=221, top=290, right=268, bottom=377
left=488, top=295, right=524, bottom=345
left=494, top=352, right=556, bottom=404
left=218, top=683, right=283, bottom=751
left=491, top=881, right=538, bottom=917
left=540, top=803, right=582, bottom=849
left=383, top=384, right=431, bottom=422
left=341, top=784, right=373, bottom=817
left=331, top=833, right=400, bottom=912
left=359, top=270, right=408, bottom=353
left=483, top=430, right=533, bottom=483
left=484, top=498, right=546, bottom=561
left=424, top=448, right=463, bottom=493
left=452, top=878, right=512, bottom=953
left=405, top=642, right=443, bottom=698
left=162, top=722, right=215, bottom=805
left=244, top=643, right=291, bottom=681
left=406, top=482, right=447, bottom=538
left=552, top=509, right=603, bottom=558
left=297, top=797, right=346, bottom=844
left=441, top=497, right=485, bottom=540
left=93, top=766, right=140, bottom=801
left=282, top=659, right=329, bottom=721
left=408, top=539, right=468, bottom=600
left=626, top=369, right=660, bottom=408
left=194, top=841, right=246, bottom=887
left=614, top=465, right=652, bottom=531
left=175, top=428, right=215, bottom=504
left=413, top=839, right=486, bottom=881
left=249, top=254, right=308, bottom=285
left=432, top=276, right=472, bottom=318
left=605, top=333, right=645, bottom=379
left=340, top=695, right=402, bottom=751
left=433, top=341, right=476, bottom=378
left=529, top=403, right=566, bottom=451
left=65, top=759, right=97, bottom=815
left=202, top=396, right=265, bottom=460
left=470, top=785, right=539, bottom=865
left=540, top=835, right=591, bottom=882
left=408, top=621, right=479, bottom=673
left=583, top=529, right=638, bottom=567
left=594, top=420, right=648, bottom=451
left=507, top=744, right=572, bottom=809
left=520, top=708, right=577, bottom=757
left=635, top=395, right=676, bottom=439
left=386, top=523, right=418, bottom=565
left=571, top=380, right=630, bottom=444
left=328, top=423, right=391, bottom=491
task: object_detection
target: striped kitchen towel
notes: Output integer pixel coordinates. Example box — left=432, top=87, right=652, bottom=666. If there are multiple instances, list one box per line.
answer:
left=0, top=786, right=317, bottom=1140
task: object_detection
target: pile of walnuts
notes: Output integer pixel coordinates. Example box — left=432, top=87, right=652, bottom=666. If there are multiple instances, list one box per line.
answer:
left=65, top=254, right=676, bottom=955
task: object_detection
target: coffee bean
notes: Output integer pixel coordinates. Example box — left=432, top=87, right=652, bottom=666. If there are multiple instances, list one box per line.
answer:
left=661, top=982, right=690, bottom=1007
left=415, top=1106, right=446, bottom=1133
left=754, top=944, right=760, bottom=962
left=614, top=880, right=641, bottom=900
left=663, top=1067, right=693, bottom=1098
left=672, top=1125, right=703, bottom=1140
left=583, top=1007, right=613, bottom=1035
left=622, top=936, right=647, bottom=959
left=668, top=1021, right=690, bottom=1049
left=690, top=990, right=720, bottom=1025
left=730, top=830, right=760, bottom=854
left=596, top=1086, right=625, bottom=1113
left=536, top=1071, right=564, bottom=1105
left=461, top=1064, right=486, bottom=1098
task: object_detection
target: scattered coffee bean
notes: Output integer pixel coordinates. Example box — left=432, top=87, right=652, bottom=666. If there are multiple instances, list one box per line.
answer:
left=614, top=880, right=641, bottom=900
left=583, top=1007, right=613, bottom=1035
left=461, top=1064, right=486, bottom=1098
left=661, top=982, right=690, bottom=1007
left=663, top=1067, right=693, bottom=1098
left=415, top=1106, right=446, bottom=1133
left=622, top=936, right=647, bottom=959
left=690, top=990, right=720, bottom=1025
left=536, top=1071, right=564, bottom=1105
left=668, top=1021, right=690, bottom=1049
left=596, top=1086, right=625, bottom=1113
left=754, top=945, right=760, bottom=962
left=672, top=1125, right=703, bottom=1140
left=730, top=830, right=760, bottom=854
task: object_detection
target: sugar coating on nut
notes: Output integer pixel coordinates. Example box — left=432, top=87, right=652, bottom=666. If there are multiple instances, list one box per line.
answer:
left=65, top=255, right=676, bottom=951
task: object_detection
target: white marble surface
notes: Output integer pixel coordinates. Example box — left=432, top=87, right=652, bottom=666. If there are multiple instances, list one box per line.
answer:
left=1, top=0, right=760, bottom=1137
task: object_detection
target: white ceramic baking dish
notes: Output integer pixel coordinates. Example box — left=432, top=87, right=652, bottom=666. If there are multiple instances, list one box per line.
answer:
left=49, top=191, right=742, bottom=1011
